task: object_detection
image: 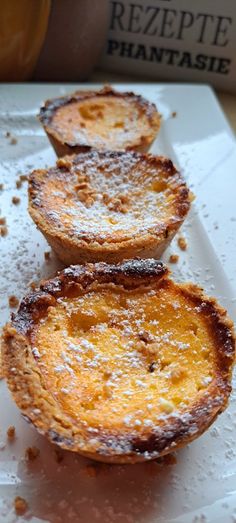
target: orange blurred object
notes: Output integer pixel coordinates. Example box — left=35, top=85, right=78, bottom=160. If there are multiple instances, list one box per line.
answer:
left=0, top=0, right=51, bottom=81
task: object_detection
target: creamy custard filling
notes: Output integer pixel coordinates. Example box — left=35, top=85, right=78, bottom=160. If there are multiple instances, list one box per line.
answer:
left=31, top=282, right=214, bottom=430
left=51, top=97, right=155, bottom=149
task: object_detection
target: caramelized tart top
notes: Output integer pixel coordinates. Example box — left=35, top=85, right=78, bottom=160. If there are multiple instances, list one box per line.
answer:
left=28, top=151, right=191, bottom=247
left=2, top=260, right=235, bottom=461
left=38, top=86, right=161, bottom=152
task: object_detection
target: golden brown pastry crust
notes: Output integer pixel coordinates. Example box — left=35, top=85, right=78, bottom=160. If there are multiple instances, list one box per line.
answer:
left=28, top=151, right=191, bottom=265
left=38, top=86, right=161, bottom=156
left=1, top=259, right=235, bottom=464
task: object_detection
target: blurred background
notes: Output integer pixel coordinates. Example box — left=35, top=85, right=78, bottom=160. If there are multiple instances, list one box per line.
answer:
left=0, top=0, right=109, bottom=82
left=0, top=0, right=235, bottom=128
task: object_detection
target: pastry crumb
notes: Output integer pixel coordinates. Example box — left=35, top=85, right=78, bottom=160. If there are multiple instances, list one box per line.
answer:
left=178, top=236, right=187, bottom=251
left=8, top=295, right=19, bottom=308
left=0, top=183, right=4, bottom=191
left=0, top=217, right=6, bottom=225
left=44, top=251, right=51, bottom=261
left=29, top=281, right=37, bottom=290
left=12, top=196, right=21, bottom=205
left=16, top=179, right=22, bottom=189
left=172, top=111, right=177, bottom=118
left=7, top=425, right=16, bottom=439
left=20, top=174, right=28, bottom=182
left=25, top=446, right=40, bottom=461
left=106, top=193, right=129, bottom=214
left=14, top=496, right=28, bottom=515
left=169, top=254, right=179, bottom=264
left=75, top=182, right=89, bottom=191
left=10, top=136, right=18, bottom=145
left=0, top=225, right=8, bottom=237
left=57, top=158, right=72, bottom=170
left=76, top=184, right=96, bottom=208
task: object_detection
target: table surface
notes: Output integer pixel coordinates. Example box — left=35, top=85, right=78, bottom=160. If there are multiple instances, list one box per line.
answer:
left=0, top=83, right=236, bottom=523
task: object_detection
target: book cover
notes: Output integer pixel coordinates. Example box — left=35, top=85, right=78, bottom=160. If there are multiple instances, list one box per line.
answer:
left=100, top=0, right=236, bottom=92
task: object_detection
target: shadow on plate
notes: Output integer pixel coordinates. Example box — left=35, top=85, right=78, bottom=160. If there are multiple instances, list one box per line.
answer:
left=16, top=431, right=182, bottom=523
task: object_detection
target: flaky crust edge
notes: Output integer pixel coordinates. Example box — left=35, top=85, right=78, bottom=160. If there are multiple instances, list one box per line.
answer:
left=1, top=259, right=235, bottom=464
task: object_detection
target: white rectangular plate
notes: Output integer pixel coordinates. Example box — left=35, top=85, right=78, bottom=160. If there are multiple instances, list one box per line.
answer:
left=0, top=83, right=236, bottom=523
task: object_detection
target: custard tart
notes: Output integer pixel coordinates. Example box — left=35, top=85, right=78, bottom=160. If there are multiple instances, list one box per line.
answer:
left=28, top=151, right=191, bottom=265
left=38, top=86, right=161, bottom=156
left=2, top=259, right=235, bottom=464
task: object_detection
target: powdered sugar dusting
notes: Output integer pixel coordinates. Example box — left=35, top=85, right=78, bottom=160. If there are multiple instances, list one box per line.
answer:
left=33, top=280, right=216, bottom=439
left=30, top=151, right=187, bottom=243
